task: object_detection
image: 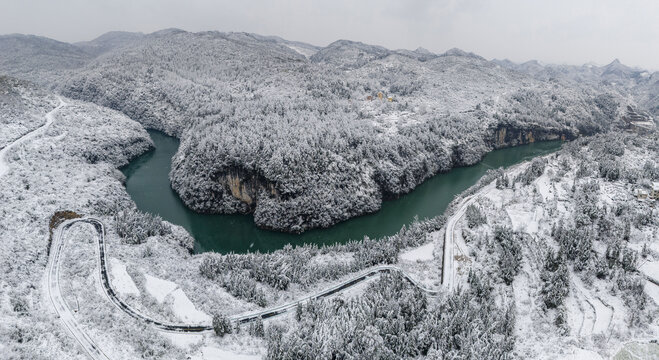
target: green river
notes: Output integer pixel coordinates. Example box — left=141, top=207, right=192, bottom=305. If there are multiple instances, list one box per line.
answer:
left=121, top=130, right=561, bottom=253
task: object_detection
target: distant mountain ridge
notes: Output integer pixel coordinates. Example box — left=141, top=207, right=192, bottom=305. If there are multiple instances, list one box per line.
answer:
left=492, top=57, right=658, bottom=117
left=74, top=31, right=146, bottom=56
left=3, top=28, right=654, bottom=93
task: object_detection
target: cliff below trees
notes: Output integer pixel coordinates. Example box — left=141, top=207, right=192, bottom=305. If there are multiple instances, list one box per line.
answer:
left=491, top=125, right=576, bottom=149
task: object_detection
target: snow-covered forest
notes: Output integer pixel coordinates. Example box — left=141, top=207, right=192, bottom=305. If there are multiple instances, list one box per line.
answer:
left=0, top=30, right=641, bottom=232
left=197, top=132, right=659, bottom=359
left=0, top=76, right=59, bottom=148
left=1, top=27, right=658, bottom=359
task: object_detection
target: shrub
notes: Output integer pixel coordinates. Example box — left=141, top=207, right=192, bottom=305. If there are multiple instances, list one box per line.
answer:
left=516, top=158, right=547, bottom=185
left=465, top=204, right=487, bottom=228
left=598, top=157, right=621, bottom=181
left=48, top=210, right=82, bottom=255
left=115, top=208, right=171, bottom=244
left=249, top=317, right=265, bottom=338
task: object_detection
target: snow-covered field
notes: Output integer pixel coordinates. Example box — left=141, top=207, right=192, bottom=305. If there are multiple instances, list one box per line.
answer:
left=109, top=258, right=139, bottom=296
left=399, top=235, right=436, bottom=262
left=191, top=346, right=262, bottom=360
left=143, top=273, right=211, bottom=324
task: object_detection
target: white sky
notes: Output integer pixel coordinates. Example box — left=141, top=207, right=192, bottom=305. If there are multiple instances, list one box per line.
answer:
left=1, top=0, right=657, bottom=70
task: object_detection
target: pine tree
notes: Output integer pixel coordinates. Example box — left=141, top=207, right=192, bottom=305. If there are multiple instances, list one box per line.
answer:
left=295, top=302, right=303, bottom=322
left=249, top=317, right=265, bottom=338
left=212, top=314, right=233, bottom=337
left=465, top=204, right=487, bottom=228
left=494, top=226, right=522, bottom=285
left=540, top=250, right=569, bottom=309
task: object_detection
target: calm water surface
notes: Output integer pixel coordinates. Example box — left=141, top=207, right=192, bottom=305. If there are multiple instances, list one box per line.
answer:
left=121, top=130, right=561, bottom=253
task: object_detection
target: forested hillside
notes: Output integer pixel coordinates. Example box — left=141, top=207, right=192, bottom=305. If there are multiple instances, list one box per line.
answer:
left=0, top=76, right=59, bottom=148
left=0, top=77, right=159, bottom=359
left=0, top=29, right=647, bottom=232
left=0, top=34, right=91, bottom=87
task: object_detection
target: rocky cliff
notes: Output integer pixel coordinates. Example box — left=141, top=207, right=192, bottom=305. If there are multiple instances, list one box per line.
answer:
left=491, top=125, right=576, bottom=149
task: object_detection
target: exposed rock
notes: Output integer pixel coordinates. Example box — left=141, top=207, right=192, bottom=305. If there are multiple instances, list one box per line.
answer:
left=491, top=125, right=576, bottom=149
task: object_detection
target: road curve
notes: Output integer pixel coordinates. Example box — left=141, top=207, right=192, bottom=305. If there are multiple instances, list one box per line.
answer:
left=48, top=221, right=112, bottom=360
left=52, top=217, right=443, bottom=338
left=0, top=97, right=65, bottom=178
left=2, top=98, right=112, bottom=360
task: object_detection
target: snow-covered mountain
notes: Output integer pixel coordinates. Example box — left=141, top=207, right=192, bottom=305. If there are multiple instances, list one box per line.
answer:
left=310, top=39, right=391, bottom=69
left=1, top=28, right=658, bottom=360
left=0, top=29, right=649, bottom=233
left=0, top=34, right=91, bottom=86
left=74, top=30, right=146, bottom=56
left=493, top=57, right=659, bottom=118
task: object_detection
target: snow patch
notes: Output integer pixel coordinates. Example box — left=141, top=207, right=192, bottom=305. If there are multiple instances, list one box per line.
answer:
left=160, top=331, right=203, bottom=348
left=639, top=262, right=659, bottom=304
left=400, top=239, right=435, bottom=262
left=639, top=261, right=659, bottom=282
left=535, top=173, right=553, bottom=201
left=644, top=283, right=659, bottom=305
left=284, top=44, right=316, bottom=58
left=144, top=273, right=178, bottom=303
left=144, top=273, right=211, bottom=323
left=560, top=348, right=603, bottom=360
left=190, top=346, right=262, bottom=360
left=109, top=258, right=139, bottom=296
left=168, top=288, right=212, bottom=324
left=506, top=205, right=541, bottom=234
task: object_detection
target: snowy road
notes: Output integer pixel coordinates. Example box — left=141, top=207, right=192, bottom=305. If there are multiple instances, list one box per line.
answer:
left=442, top=193, right=477, bottom=289
left=47, top=222, right=112, bottom=360
left=48, top=217, right=443, bottom=358
left=0, top=97, right=65, bottom=178
left=2, top=98, right=113, bottom=360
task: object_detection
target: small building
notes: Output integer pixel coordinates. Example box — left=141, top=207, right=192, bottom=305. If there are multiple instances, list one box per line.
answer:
left=635, top=188, right=649, bottom=200
left=377, top=92, right=384, bottom=100
left=367, top=95, right=373, bottom=101
left=651, top=182, right=659, bottom=200
left=387, top=97, right=393, bottom=102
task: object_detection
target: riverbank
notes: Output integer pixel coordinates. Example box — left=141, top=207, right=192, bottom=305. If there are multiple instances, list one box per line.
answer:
left=122, top=130, right=563, bottom=253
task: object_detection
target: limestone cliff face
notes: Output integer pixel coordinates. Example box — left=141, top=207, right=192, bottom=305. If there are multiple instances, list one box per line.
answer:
left=491, top=124, right=575, bottom=148
left=174, top=122, right=581, bottom=233
left=217, top=125, right=574, bottom=216
left=218, top=168, right=279, bottom=212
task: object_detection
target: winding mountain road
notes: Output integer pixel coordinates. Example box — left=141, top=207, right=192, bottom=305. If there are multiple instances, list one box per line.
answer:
left=0, top=98, right=111, bottom=360
left=47, top=216, right=443, bottom=360
left=14, top=91, right=461, bottom=356
left=0, top=98, right=113, bottom=360
left=48, top=221, right=112, bottom=360
left=0, top=97, right=65, bottom=178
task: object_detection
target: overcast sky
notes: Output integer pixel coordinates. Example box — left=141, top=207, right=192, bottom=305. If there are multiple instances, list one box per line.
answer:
left=2, top=0, right=657, bottom=70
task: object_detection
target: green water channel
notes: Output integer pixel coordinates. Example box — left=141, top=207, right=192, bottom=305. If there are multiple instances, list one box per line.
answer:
left=121, top=130, right=562, bottom=253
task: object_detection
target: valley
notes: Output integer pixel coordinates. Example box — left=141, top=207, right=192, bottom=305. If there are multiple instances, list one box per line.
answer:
left=0, top=26, right=657, bottom=360
left=122, top=130, right=561, bottom=253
